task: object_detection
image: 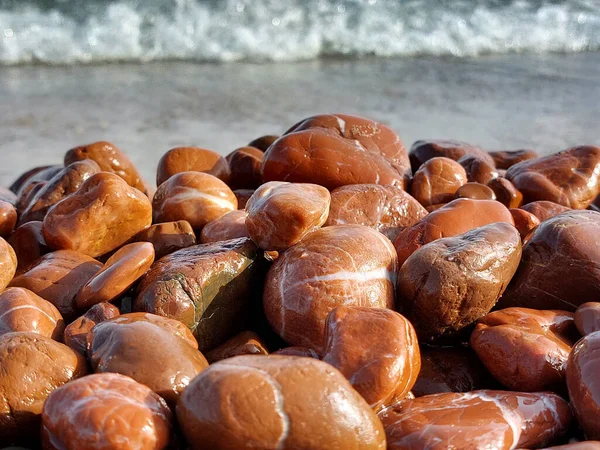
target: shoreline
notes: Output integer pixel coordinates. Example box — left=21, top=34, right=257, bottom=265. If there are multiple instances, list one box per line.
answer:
left=1, top=52, right=599, bottom=188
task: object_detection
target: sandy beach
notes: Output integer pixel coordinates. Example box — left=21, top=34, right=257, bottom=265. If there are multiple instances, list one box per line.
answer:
left=1, top=52, right=599, bottom=188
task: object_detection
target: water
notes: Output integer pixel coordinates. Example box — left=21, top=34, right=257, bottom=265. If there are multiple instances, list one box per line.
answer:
left=1, top=0, right=600, bottom=65
left=1, top=53, right=598, bottom=188
left=1, top=1, right=599, bottom=188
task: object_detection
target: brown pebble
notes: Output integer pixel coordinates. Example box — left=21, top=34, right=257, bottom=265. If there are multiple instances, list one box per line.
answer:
left=89, top=312, right=208, bottom=407
left=379, top=390, right=571, bottom=450
left=0, top=237, right=17, bottom=292
left=152, top=171, right=237, bottom=230
left=65, top=140, right=147, bottom=193
left=410, top=157, right=467, bottom=207
left=16, top=181, right=45, bottom=214
left=393, top=198, right=514, bottom=267
left=454, top=182, right=496, bottom=200
left=488, top=177, right=523, bottom=208
left=263, top=114, right=411, bottom=190
left=322, top=306, right=420, bottom=411
left=246, top=181, right=331, bottom=252
left=226, top=146, right=264, bottom=189
left=458, top=155, right=499, bottom=184
left=43, top=172, right=152, bottom=258
left=397, top=222, right=522, bottom=341
left=0, top=287, right=64, bottom=341
left=205, top=331, right=269, bottom=363
left=520, top=200, right=571, bottom=222
left=506, top=145, right=600, bottom=208
left=156, top=147, right=231, bottom=186
left=567, top=332, right=600, bottom=439
left=471, top=307, right=576, bottom=392
left=41, top=373, right=173, bottom=450
left=409, top=140, right=494, bottom=172
left=233, top=189, right=255, bottom=209
left=200, top=210, right=249, bottom=244
left=247, top=135, right=279, bottom=151
left=0, top=332, right=87, bottom=444
left=8, top=165, right=55, bottom=194
left=0, top=200, right=17, bottom=238
left=574, top=302, right=600, bottom=336
left=263, top=225, right=396, bottom=350
left=489, top=149, right=540, bottom=169
left=76, top=242, right=155, bottom=310
left=499, top=210, right=600, bottom=311
left=135, top=220, right=196, bottom=259
left=509, top=208, right=540, bottom=241
left=9, top=250, right=102, bottom=321
left=8, top=221, right=49, bottom=273
left=177, top=355, right=386, bottom=450
left=13, top=165, right=62, bottom=197
left=325, top=184, right=428, bottom=243
left=18, top=160, right=101, bottom=226
left=63, top=303, right=120, bottom=355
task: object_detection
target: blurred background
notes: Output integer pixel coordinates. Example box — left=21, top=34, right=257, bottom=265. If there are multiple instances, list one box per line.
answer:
left=1, top=0, right=599, bottom=186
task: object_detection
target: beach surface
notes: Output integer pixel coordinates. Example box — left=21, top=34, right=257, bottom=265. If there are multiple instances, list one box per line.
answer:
left=1, top=52, right=599, bottom=188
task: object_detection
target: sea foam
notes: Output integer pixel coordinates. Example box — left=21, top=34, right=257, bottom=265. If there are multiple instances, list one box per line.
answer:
left=1, top=0, right=599, bottom=65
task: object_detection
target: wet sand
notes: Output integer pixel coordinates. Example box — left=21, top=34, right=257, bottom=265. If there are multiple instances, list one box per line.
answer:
left=0, top=52, right=598, bottom=188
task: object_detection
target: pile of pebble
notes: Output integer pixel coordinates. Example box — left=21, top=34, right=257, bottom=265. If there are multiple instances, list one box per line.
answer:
left=0, top=114, right=598, bottom=449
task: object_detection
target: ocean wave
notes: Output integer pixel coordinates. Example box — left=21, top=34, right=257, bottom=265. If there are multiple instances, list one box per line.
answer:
left=1, top=0, right=599, bottom=65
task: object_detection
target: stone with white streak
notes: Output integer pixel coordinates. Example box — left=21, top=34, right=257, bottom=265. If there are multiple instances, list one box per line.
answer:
left=263, top=225, right=397, bottom=350
left=152, top=171, right=237, bottom=230
left=177, top=355, right=386, bottom=450
left=246, top=181, right=330, bottom=252
left=379, top=390, right=571, bottom=450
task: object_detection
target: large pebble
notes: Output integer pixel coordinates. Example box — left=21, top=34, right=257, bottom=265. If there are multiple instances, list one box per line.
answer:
left=9, top=250, right=102, bottom=321
left=379, top=390, right=571, bottom=450
left=135, top=238, right=263, bottom=351
left=246, top=181, right=330, bottom=251
left=226, top=146, right=263, bottom=189
left=471, top=308, right=576, bottom=392
left=499, top=210, right=600, bottom=311
left=506, top=146, right=600, bottom=208
left=325, top=184, right=427, bottom=242
left=263, top=225, right=396, bottom=350
left=397, top=223, right=521, bottom=341
left=177, top=355, right=386, bottom=450
left=18, top=160, right=100, bottom=225
left=65, top=141, right=147, bottom=193
left=0, top=288, right=64, bottom=340
left=152, top=171, right=237, bottom=230
left=0, top=332, right=86, bottom=444
left=135, top=220, right=196, bottom=259
left=42, top=172, right=152, bottom=258
left=393, top=198, right=514, bottom=267
left=200, top=210, right=249, bottom=244
left=41, top=373, right=172, bottom=450
left=410, top=156, right=467, bottom=207
left=263, top=114, right=411, bottom=190
left=76, top=242, right=154, bottom=309
left=322, top=306, right=420, bottom=411
left=156, top=147, right=231, bottom=186
left=89, top=312, right=208, bottom=406
left=567, top=331, right=600, bottom=439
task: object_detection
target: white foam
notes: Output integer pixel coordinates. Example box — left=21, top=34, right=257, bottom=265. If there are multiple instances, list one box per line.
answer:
left=1, top=0, right=599, bottom=65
